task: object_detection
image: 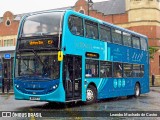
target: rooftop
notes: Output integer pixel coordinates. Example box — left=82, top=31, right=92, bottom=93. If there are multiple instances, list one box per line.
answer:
left=93, top=0, right=125, bottom=15
left=0, top=0, right=126, bottom=23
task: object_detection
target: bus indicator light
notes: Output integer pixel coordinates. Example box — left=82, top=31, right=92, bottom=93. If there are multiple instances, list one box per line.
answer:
left=58, top=51, right=63, bottom=61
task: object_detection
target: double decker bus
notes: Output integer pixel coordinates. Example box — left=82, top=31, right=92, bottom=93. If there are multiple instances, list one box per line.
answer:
left=13, top=10, right=149, bottom=104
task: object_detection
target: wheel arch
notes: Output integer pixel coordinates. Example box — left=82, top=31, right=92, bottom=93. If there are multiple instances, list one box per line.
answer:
left=84, top=82, right=97, bottom=104
left=87, top=82, right=97, bottom=91
left=135, top=81, right=141, bottom=93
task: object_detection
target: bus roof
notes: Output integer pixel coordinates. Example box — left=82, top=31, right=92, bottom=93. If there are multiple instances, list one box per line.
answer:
left=23, top=9, right=68, bottom=17
left=22, top=9, right=147, bottom=39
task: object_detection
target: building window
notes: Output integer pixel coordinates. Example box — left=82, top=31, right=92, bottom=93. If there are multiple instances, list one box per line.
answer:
left=5, top=19, right=11, bottom=26
left=79, top=10, right=85, bottom=14
left=4, top=39, right=13, bottom=46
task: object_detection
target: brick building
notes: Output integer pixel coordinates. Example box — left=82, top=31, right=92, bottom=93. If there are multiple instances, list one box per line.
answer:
left=0, top=0, right=160, bottom=82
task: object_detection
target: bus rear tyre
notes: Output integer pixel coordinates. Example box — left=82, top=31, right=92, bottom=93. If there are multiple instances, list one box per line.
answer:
left=134, top=83, right=140, bottom=98
left=85, top=85, right=97, bottom=105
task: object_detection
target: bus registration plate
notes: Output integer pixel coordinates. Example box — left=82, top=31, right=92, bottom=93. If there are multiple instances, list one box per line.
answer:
left=30, top=97, right=40, bottom=101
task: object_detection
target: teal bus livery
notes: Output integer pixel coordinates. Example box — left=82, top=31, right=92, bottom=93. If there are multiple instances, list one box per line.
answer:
left=13, top=10, right=149, bottom=104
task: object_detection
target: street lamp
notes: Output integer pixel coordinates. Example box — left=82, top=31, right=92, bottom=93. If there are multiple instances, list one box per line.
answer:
left=88, top=0, right=93, bottom=15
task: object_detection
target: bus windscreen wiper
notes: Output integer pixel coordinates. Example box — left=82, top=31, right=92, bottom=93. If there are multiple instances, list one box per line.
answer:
left=31, top=49, right=45, bottom=67
left=17, top=52, right=35, bottom=75
left=18, top=49, right=47, bottom=68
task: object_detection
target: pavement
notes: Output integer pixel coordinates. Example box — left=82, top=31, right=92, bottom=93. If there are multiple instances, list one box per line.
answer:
left=0, top=91, right=14, bottom=95
left=150, top=86, right=160, bottom=93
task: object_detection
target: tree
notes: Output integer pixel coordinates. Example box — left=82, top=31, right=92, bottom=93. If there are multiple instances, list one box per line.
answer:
left=149, top=47, right=158, bottom=59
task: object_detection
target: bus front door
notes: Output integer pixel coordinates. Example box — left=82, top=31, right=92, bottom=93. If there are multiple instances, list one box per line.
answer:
left=63, top=55, right=82, bottom=101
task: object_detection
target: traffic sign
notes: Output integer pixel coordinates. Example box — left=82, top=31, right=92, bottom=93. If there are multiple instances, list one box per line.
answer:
left=4, top=53, right=11, bottom=59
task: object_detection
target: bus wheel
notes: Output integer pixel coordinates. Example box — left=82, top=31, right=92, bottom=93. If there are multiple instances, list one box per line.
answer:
left=85, top=85, right=97, bottom=105
left=134, top=83, right=140, bottom=98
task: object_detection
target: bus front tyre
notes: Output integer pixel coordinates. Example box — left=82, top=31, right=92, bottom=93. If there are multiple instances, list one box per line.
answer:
left=134, top=83, right=140, bottom=98
left=85, top=85, right=97, bottom=105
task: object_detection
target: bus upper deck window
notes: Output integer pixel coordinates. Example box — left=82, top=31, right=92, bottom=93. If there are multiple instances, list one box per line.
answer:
left=132, top=36, right=140, bottom=49
left=85, top=20, right=98, bottom=40
left=123, top=32, right=131, bottom=47
left=68, top=15, right=84, bottom=36
left=100, top=25, right=111, bottom=42
left=140, top=38, right=148, bottom=51
left=112, top=29, right=122, bottom=45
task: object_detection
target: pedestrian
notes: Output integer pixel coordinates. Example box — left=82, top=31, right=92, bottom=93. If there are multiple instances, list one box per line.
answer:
left=152, top=74, right=155, bottom=86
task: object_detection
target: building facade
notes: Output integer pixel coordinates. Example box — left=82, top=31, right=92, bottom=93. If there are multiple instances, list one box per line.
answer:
left=0, top=11, right=20, bottom=92
left=0, top=0, right=160, bottom=92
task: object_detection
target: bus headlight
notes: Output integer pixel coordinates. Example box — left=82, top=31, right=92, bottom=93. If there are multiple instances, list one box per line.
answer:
left=15, top=84, right=20, bottom=88
left=52, top=85, right=58, bottom=89
left=48, top=84, right=58, bottom=93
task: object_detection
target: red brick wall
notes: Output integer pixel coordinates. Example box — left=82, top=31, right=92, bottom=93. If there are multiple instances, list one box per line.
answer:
left=112, top=14, right=128, bottom=24
left=150, top=52, right=160, bottom=75
left=128, top=26, right=156, bottom=39
left=128, top=26, right=160, bottom=46
left=74, top=0, right=88, bottom=14
left=0, top=11, right=19, bottom=36
left=74, top=0, right=128, bottom=24
left=156, top=26, right=160, bottom=39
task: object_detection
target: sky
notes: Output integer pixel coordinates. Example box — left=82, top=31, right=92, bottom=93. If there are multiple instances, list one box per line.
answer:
left=0, top=0, right=105, bottom=17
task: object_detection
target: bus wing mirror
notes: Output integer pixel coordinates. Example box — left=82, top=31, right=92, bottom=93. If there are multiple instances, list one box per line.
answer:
left=58, top=51, right=63, bottom=61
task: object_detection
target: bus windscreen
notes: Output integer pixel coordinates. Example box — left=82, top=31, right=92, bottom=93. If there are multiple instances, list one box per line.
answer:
left=22, top=12, right=64, bottom=37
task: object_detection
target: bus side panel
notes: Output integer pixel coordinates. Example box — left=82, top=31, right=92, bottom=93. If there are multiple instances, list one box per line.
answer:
left=62, top=11, right=149, bottom=101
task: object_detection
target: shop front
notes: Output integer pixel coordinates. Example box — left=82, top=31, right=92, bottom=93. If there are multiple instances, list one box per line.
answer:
left=0, top=46, right=15, bottom=93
